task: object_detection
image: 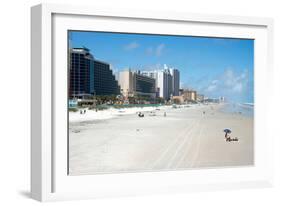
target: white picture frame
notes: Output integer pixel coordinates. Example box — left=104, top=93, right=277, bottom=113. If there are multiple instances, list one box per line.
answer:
left=31, top=3, right=274, bottom=202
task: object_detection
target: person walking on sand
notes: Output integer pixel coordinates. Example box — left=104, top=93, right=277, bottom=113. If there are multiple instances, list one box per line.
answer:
left=223, top=129, right=231, bottom=142
left=164, top=112, right=166, bottom=117
left=225, top=132, right=231, bottom=141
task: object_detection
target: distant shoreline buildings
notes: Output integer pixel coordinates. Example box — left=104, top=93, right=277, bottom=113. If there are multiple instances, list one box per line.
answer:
left=172, top=89, right=199, bottom=104
left=69, top=47, right=181, bottom=101
left=68, top=47, right=222, bottom=105
left=119, top=65, right=180, bottom=101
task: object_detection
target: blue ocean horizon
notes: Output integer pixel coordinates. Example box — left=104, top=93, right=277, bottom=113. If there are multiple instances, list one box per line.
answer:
left=220, top=102, right=254, bottom=117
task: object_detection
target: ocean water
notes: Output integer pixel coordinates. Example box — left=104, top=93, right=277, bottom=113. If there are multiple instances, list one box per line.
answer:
left=220, top=103, right=254, bottom=117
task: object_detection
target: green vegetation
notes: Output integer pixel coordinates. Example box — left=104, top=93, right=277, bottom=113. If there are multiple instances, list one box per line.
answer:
left=113, top=104, right=161, bottom=109
left=68, top=108, right=78, bottom=112
left=70, top=94, right=166, bottom=112
left=92, top=95, right=117, bottom=105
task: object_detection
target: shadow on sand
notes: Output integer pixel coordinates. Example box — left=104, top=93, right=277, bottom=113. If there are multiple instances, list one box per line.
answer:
left=18, top=190, right=31, bottom=198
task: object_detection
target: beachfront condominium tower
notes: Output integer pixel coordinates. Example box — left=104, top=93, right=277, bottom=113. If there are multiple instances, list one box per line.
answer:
left=93, top=59, right=120, bottom=95
left=135, top=70, right=156, bottom=97
left=69, top=48, right=94, bottom=97
left=141, top=70, right=170, bottom=100
left=141, top=65, right=180, bottom=100
left=157, top=70, right=171, bottom=100
left=69, top=48, right=120, bottom=98
left=118, top=70, right=156, bottom=98
left=169, top=68, right=180, bottom=96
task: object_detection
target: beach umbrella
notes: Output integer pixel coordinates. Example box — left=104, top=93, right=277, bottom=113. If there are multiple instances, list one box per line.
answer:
left=223, top=128, right=232, bottom=134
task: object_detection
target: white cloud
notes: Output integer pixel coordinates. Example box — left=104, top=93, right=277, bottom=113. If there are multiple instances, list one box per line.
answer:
left=232, top=82, right=243, bottom=92
left=156, top=43, right=165, bottom=56
left=146, top=43, right=166, bottom=57
left=206, top=84, right=217, bottom=92
left=124, top=41, right=139, bottom=50
left=109, top=64, right=119, bottom=77
left=218, top=68, right=248, bottom=93
left=205, top=79, right=218, bottom=92
left=144, top=63, right=164, bottom=71
left=211, top=80, right=219, bottom=84
left=202, top=68, right=250, bottom=102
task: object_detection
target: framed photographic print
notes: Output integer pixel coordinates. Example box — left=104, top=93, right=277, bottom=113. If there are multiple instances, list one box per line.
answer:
left=31, top=3, right=274, bottom=201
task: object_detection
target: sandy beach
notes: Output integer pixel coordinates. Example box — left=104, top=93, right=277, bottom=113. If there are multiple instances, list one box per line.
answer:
left=68, top=103, right=253, bottom=175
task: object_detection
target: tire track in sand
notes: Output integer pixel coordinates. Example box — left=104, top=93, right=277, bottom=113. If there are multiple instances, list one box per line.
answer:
left=150, top=118, right=200, bottom=169
left=166, top=118, right=202, bottom=169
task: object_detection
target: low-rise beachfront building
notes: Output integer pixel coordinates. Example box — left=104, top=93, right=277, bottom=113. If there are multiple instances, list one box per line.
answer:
left=69, top=48, right=120, bottom=98
left=69, top=99, right=78, bottom=109
left=172, top=96, right=185, bottom=104
left=182, top=89, right=197, bottom=102
left=173, top=91, right=202, bottom=104
left=196, top=94, right=205, bottom=102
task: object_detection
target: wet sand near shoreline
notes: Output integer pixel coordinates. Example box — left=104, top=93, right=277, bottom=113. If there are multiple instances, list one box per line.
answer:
left=68, top=104, right=253, bottom=175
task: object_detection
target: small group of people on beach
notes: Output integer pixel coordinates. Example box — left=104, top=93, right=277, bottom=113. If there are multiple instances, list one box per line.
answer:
left=137, top=111, right=167, bottom=118
left=80, top=109, right=87, bottom=115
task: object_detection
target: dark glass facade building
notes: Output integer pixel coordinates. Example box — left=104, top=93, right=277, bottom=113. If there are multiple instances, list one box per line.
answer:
left=69, top=48, right=94, bottom=96
left=69, top=48, right=120, bottom=97
left=93, top=60, right=120, bottom=95
left=135, top=73, right=155, bottom=95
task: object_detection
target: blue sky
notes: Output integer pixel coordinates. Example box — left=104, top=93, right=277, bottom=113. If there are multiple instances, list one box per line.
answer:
left=70, top=31, right=254, bottom=103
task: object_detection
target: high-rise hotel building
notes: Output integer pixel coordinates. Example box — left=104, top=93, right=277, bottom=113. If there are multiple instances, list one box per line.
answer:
left=69, top=48, right=94, bottom=96
left=69, top=48, right=120, bottom=97
left=141, top=65, right=180, bottom=100
left=169, top=68, right=180, bottom=96
left=93, top=59, right=120, bottom=95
